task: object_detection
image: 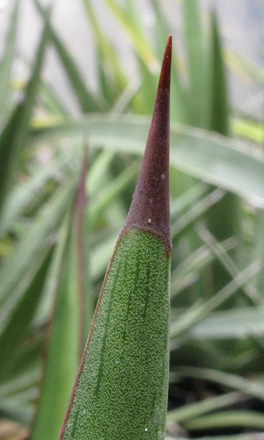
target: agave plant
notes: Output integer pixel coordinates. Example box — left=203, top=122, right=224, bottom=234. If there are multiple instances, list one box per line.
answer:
left=1, top=1, right=264, bottom=440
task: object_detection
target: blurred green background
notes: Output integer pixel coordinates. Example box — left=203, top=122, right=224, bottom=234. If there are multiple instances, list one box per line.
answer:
left=0, top=1, right=264, bottom=439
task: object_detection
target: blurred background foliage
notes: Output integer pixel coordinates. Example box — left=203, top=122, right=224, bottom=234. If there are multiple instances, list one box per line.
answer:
left=0, top=0, right=264, bottom=439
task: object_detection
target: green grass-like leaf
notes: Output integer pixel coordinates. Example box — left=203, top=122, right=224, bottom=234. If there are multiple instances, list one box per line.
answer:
left=0, top=0, right=19, bottom=124
left=31, top=116, right=264, bottom=206
left=0, top=10, right=49, bottom=215
left=60, top=230, right=171, bottom=440
left=30, top=214, right=81, bottom=440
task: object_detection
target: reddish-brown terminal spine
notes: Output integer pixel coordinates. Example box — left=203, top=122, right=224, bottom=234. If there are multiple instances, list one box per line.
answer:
left=124, top=35, right=172, bottom=254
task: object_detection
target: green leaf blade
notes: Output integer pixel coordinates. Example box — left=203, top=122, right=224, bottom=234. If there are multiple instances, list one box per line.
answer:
left=60, top=229, right=170, bottom=440
left=0, top=12, right=49, bottom=214
left=0, top=0, right=19, bottom=124
left=30, top=217, right=81, bottom=440
left=31, top=116, right=264, bottom=207
left=34, top=0, right=100, bottom=113
left=0, top=251, right=53, bottom=381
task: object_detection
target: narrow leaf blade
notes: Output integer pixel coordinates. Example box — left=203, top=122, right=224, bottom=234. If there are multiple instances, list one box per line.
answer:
left=59, top=36, right=172, bottom=440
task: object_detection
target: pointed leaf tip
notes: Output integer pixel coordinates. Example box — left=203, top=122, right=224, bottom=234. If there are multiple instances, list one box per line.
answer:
left=158, top=35, right=172, bottom=91
left=124, top=36, right=172, bottom=254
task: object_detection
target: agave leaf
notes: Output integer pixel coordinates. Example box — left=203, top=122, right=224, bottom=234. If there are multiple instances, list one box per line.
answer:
left=103, top=0, right=158, bottom=71
left=171, top=188, right=225, bottom=239
left=29, top=215, right=80, bottom=440
left=29, top=154, right=90, bottom=439
left=59, top=36, right=172, bottom=440
left=170, top=183, right=208, bottom=220
left=232, top=117, right=264, bottom=144
left=0, top=368, right=40, bottom=423
left=168, top=434, right=264, bottom=440
left=0, top=12, right=49, bottom=216
left=167, top=392, right=245, bottom=423
left=194, top=435, right=264, bottom=440
left=207, top=12, right=242, bottom=294
left=89, top=150, right=116, bottom=196
left=206, top=25, right=237, bottom=261
left=0, top=178, right=78, bottom=314
left=188, top=306, right=264, bottom=340
left=170, top=261, right=260, bottom=339
left=184, top=410, right=264, bottom=431
left=197, top=224, right=260, bottom=304
left=0, top=0, right=19, bottom=124
left=226, top=49, right=264, bottom=86
left=40, top=80, right=68, bottom=116
left=89, top=161, right=137, bottom=227
left=171, top=366, right=264, bottom=401
left=209, top=13, right=229, bottom=135
left=170, top=238, right=235, bottom=298
left=0, top=152, right=74, bottom=238
left=33, top=0, right=100, bottom=113
left=123, top=0, right=149, bottom=42
left=74, top=151, right=93, bottom=344
left=0, top=251, right=53, bottom=381
left=82, top=0, right=128, bottom=106
left=30, top=116, right=264, bottom=207
left=136, top=57, right=160, bottom=115
left=90, top=231, right=119, bottom=281
left=121, top=0, right=160, bottom=115
left=251, top=209, right=264, bottom=295
left=184, top=0, right=209, bottom=128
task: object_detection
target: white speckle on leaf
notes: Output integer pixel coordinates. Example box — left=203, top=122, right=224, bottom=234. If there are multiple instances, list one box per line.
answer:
left=61, top=230, right=170, bottom=439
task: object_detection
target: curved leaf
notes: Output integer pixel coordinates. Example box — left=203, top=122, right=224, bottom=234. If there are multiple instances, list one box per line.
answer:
left=31, top=115, right=264, bottom=207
